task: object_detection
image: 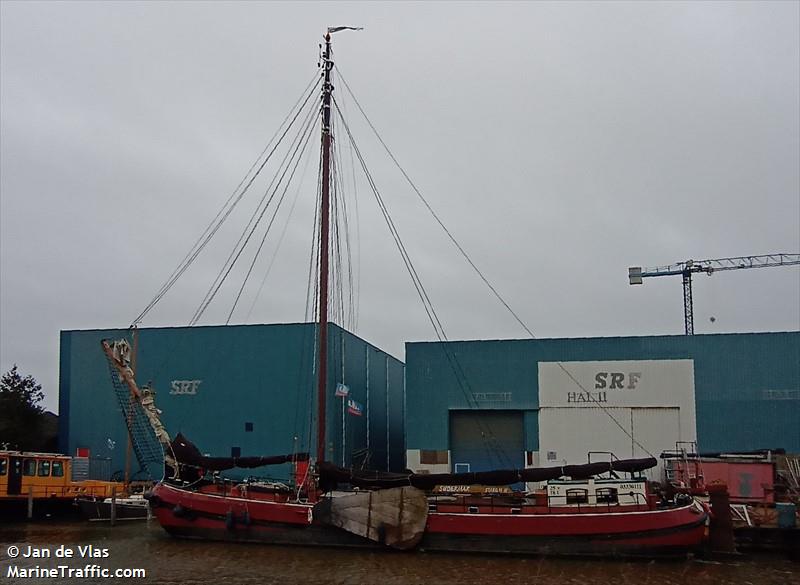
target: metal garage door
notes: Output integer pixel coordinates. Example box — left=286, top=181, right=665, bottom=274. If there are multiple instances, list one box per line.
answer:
left=449, top=410, right=524, bottom=472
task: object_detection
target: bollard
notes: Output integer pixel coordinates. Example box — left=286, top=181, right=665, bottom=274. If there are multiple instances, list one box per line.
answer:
left=776, top=502, right=797, bottom=529
left=110, top=487, right=117, bottom=526
left=27, top=486, right=34, bottom=519
left=707, top=483, right=737, bottom=554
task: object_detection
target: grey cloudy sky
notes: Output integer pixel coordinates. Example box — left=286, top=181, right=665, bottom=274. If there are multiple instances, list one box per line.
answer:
left=2, top=1, right=798, bottom=412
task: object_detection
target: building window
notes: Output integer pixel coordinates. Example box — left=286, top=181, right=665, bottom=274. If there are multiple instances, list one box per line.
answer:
left=245, top=422, right=253, bottom=432
left=0, top=458, right=6, bottom=476
left=23, top=459, right=36, bottom=476
left=38, top=460, right=50, bottom=477
left=51, top=461, right=64, bottom=477
left=231, top=447, right=241, bottom=458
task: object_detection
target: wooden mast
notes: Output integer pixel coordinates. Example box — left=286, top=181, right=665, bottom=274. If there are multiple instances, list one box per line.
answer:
left=316, top=31, right=333, bottom=464
left=123, top=326, right=138, bottom=488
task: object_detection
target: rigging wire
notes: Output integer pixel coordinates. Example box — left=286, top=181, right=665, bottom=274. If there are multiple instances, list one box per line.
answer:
left=328, top=140, right=344, bottom=323
left=191, top=93, right=320, bottom=325
left=326, top=44, right=354, bottom=331
left=336, top=66, right=535, bottom=339
left=330, top=141, right=343, bottom=326
left=192, top=97, right=319, bottom=324
left=330, top=132, right=356, bottom=330
left=334, top=100, right=513, bottom=468
left=293, top=139, right=325, bottom=460
left=226, top=108, right=319, bottom=324
left=307, top=140, right=330, bottom=452
left=336, top=68, right=656, bottom=460
left=244, top=136, right=316, bottom=322
left=305, top=147, right=324, bottom=324
left=334, top=82, right=362, bottom=330
left=333, top=126, right=356, bottom=330
left=128, top=72, right=322, bottom=394
left=131, top=72, right=321, bottom=327
left=334, top=99, right=445, bottom=340
left=296, top=131, right=326, bottom=460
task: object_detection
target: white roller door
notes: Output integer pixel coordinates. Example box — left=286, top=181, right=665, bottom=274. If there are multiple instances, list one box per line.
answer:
left=538, top=406, right=681, bottom=480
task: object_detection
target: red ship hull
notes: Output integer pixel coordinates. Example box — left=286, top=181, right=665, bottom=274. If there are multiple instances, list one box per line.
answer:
left=423, top=502, right=708, bottom=557
left=149, top=482, right=708, bottom=557
left=149, top=482, right=375, bottom=548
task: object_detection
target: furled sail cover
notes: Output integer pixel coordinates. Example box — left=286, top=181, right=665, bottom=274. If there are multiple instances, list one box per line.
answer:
left=317, top=457, right=657, bottom=492
left=171, top=433, right=309, bottom=471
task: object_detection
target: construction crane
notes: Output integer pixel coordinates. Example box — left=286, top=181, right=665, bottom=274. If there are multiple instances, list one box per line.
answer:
left=629, top=254, right=800, bottom=335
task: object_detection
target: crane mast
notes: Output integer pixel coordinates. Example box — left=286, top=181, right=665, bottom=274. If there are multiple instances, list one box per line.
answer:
left=629, top=253, right=800, bottom=335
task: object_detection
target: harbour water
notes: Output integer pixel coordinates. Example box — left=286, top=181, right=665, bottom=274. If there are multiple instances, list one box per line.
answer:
left=1, top=521, right=796, bottom=585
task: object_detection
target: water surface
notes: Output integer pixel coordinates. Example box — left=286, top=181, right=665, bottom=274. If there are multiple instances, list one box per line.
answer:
left=1, top=521, right=796, bottom=584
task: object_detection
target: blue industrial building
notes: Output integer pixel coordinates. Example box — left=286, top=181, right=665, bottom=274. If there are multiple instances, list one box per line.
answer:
left=404, top=332, right=799, bottom=477
left=60, top=326, right=799, bottom=481
left=59, top=323, right=405, bottom=480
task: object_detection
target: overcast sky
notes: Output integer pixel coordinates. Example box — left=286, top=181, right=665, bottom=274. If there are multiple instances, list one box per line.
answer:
left=2, top=1, right=798, bottom=413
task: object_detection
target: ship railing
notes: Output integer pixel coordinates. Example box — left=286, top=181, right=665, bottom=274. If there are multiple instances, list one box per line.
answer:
left=5, top=483, right=118, bottom=499
left=212, top=475, right=294, bottom=498
left=425, top=489, right=650, bottom=515
left=545, top=489, right=649, bottom=513
left=426, top=493, right=527, bottom=514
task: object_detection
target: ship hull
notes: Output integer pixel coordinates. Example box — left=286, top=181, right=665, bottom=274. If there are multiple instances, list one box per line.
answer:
left=0, top=497, right=81, bottom=521
left=149, top=482, right=379, bottom=548
left=150, top=482, right=707, bottom=557
left=76, top=497, right=149, bottom=521
left=422, top=505, right=708, bottom=557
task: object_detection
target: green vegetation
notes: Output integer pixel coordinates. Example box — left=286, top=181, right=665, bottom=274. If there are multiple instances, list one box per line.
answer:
left=0, top=365, right=56, bottom=451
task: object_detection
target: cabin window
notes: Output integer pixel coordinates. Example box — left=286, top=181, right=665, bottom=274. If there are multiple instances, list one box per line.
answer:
left=596, top=488, right=618, bottom=504
left=245, top=422, right=254, bottom=432
left=231, top=447, right=241, bottom=458
left=23, top=459, right=36, bottom=476
left=51, top=461, right=64, bottom=477
left=38, top=460, right=51, bottom=477
left=565, top=488, right=589, bottom=505
left=0, top=458, right=6, bottom=475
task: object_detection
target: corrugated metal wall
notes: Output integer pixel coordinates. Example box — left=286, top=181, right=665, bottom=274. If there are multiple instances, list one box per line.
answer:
left=690, top=332, right=800, bottom=451
left=327, top=328, right=405, bottom=471
left=59, top=323, right=405, bottom=480
left=406, top=332, right=800, bottom=466
left=405, top=340, right=540, bottom=456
